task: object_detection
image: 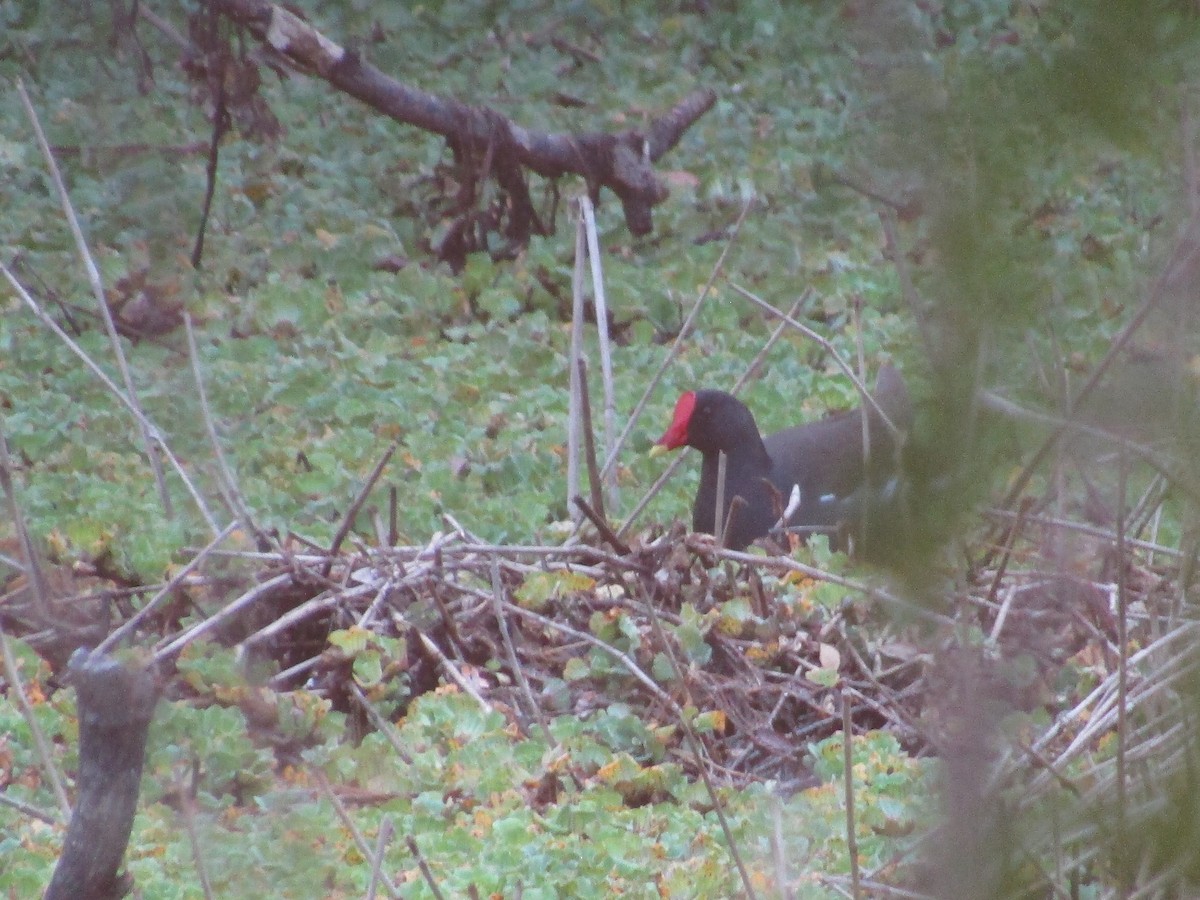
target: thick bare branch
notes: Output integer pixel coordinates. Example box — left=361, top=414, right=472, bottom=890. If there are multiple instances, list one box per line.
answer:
left=210, top=0, right=713, bottom=238
left=44, top=652, right=160, bottom=900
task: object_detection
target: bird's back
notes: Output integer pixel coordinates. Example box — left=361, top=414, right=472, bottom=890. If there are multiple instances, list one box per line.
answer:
left=763, top=366, right=911, bottom=532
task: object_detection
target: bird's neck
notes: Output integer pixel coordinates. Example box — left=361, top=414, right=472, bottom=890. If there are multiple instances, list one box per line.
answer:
left=698, top=434, right=772, bottom=481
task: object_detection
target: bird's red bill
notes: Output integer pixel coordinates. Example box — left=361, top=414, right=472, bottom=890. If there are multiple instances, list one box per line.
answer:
left=656, top=391, right=696, bottom=450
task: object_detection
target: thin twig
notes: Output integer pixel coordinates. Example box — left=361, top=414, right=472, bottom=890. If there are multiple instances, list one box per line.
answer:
left=181, top=768, right=215, bottom=900
left=693, top=540, right=949, bottom=626
left=489, top=560, right=551, bottom=742
left=2, top=265, right=219, bottom=532
left=732, top=293, right=816, bottom=399
left=349, top=683, right=414, bottom=765
left=617, top=290, right=809, bottom=541
left=842, top=687, right=861, bottom=900
left=323, top=439, right=401, bottom=577
left=850, top=296, right=876, bottom=553
left=729, top=283, right=904, bottom=436
left=622, top=572, right=758, bottom=899
left=599, top=197, right=754, bottom=482
left=0, top=627, right=71, bottom=817
left=615, top=448, right=691, bottom=542
left=136, top=4, right=194, bottom=52
left=715, top=451, right=727, bottom=547
left=1182, top=83, right=1199, bottom=216
left=567, top=212, right=587, bottom=520
left=0, top=790, right=58, bottom=825
left=357, top=580, right=394, bottom=631
left=826, top=873, right=936, bottom=899
left=852, top=295, right=872, bottom=474
left=366, top=816, right=394, bottom=900
left=407, top=623, right=494, bottom=713
left=184, top=313, right=264, bottom=542
left=983, top=508, right=1182, bottom=559
left=579, top=196, right=617, bottom=510
left=770, top=798, right=794, bottom=900
left=572, top=495, right=633, bottom=556
left=0, top=426, right=50, bottom=618
left=1115, top=449, right=1130, bottom=892
left=990, top=209, right=1200, bottom=520
left=311, top=767, right=401, bottom=899
left=388, top=484, right=399, bottom=546
left=504, top=603, right=676, bottom=709
left=983, top=500, right=1026, bottom=625
left=16, top=79, right=173, bottom=518
left=192, top=6, right=229, bottom=268
left=405, top=835, right=448, bottom=900
left=0, top=549, right=25, bottom=575
left=267, top=654, right=322, bottom=689
left=237, top=586, right=371, bottom=653
left=96, top=521, right=240, bottom=655
left=979, top=390, right=1200, bottom=509
left=879, top=207, right=937, bottom=363
left=153, top=572, right=294, bottom=662
left=576, top=357, right=606, bottom=521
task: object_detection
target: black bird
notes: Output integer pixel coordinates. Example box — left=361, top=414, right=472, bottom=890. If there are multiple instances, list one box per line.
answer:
left=652, top=366, right=911, bottom=551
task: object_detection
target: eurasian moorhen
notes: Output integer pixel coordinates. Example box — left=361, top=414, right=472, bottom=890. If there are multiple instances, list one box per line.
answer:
left=652, top=366, right=911, bottom=551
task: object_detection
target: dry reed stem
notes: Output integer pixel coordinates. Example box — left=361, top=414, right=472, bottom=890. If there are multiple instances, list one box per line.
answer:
left=16, top=79, right=173, bottom=518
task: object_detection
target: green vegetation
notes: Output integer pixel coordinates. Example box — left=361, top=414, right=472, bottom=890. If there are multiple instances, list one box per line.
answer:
left=2, top=639, right=930, bottom=897
left=2, top=1, right=1200, bottom=896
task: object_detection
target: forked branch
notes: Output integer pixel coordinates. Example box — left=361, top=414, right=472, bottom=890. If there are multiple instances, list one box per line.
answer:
left=209, top=0, right=714, bottom=259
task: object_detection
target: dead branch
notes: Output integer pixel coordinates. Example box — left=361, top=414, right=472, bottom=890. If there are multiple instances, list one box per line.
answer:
left=44, top=651, right=161, bottom=900
left=208, top=0, right=714, bottom=260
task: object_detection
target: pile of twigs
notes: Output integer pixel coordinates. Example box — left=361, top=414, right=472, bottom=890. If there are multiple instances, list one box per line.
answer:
left=131, top=512, right=932, bottom=792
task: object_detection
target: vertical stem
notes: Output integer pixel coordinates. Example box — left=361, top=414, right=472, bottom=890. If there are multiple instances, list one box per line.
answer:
left=599, top=198, right=754, bottom=484
left=0, top=629, right=71, bottom=817
left=17, top=80, right=173, bottom=519
left=841, top=687, right=861, bottom=900
left=184, top=314, right=258, bottom=537
left=576, top=358, right=606, bottom=521
left=388, top=485, right=398, bottom=546
left=580, top=196, right=617, bottom=511
left=0, top=426, right=49, bottom=617
left=567, top=210, right=588, bottom=520
left=489, top=560, right=551, bottom=742
left=3, top=265, right=218, bottom=531
left=851, top=298, right=872, bottom=547
left=715, top=451, right=727, bottom=547
left=1115, top=448, right=1129, bottom=895
left=616, top=291, right=808, bottom=542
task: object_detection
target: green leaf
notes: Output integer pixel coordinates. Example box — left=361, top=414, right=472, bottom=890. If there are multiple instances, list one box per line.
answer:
left=807, top=667, right=840, bottom=688
left=562, top=657, right=590, bottom=682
